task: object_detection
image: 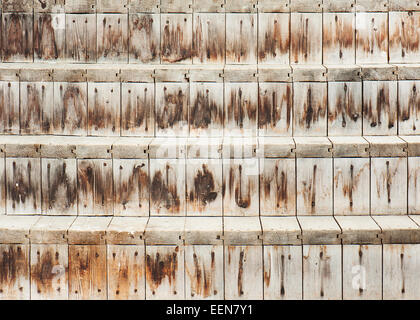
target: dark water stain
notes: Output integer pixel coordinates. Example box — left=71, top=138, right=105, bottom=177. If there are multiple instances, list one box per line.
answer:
left=400, top=251, right=405, bottom=295
left=323, top=15, right=354, bottom=60
left=78, top=161, right=113, bottom=210
left=319, top=247, right=331, bottom=298
left=44, top=161, right=77, bottom=212
left=56, top=84, right=87, bottom=134
left=190, top=89, right=223, bottom=130
left=400, top=83, right=420, bottom=131
left=227, top=88, right=257, bottom=130
left=259, top=17, right=289, bottom=62
left=130, top=15, right=158, bottom=63
left=8, top=160, right=39, bottom=211
left=21, top=84, right=42, bottom=134
left=99, top=16, right=127, bottom=59
left=301, top=165, right=317, bottom=214
left=162, top=18, right=191, bottom=63
left=299, top=87, right=327, bottom=130
left=193, top=16, right=225, bottom=63
left=66, top=15, right=96, bottom=62
left=0, top=83, right=19, bottom=134
left=2, top=13, right=33, bottom=61
left=189, top=251, right=215, bottom=298
left=116, top=163, right=149, bottom=210
left=151, top=166, right=180, bottom=213
left=146, top=248, right=179, bottom=294
left=109, top=250, right=142, bottom=299
left=156, top=87, right=187, bottom=130
left=34, top=14, right=61, bottom=60
left=0, top=246, right=27, bottom=292
left=124, top=87, right=153, bottom=134
left=366, top=85, right=396, bottom=130
left=237, top=250, right=245, bottom=296
left=259, top=85, right=292, bottom=131
left=335, top=163, right=368, bottom=211
left=189, top=164, right=218, bottom=210
left=329, top=84, right=360, bottom=128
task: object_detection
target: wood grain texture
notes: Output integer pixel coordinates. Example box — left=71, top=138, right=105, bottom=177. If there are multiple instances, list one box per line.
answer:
left=0, top=81, right=19, bottom=135
left=161, top=14, right=192, bottom=64
left=398, top=80, right=420, bottom=135
left=97, top=14, right=128, bottom=63
left=34, top=13, right=66, bottom=62
left=65, top=14, right=96, bottom=63
left=291, top=13, right=322, bottom=64
left=2, top=13, right=33, bottom=62
left=107, top=245, right=145, bottom=300
left=129, top=13, right=160, bottom=64
left=69, top=245, right=107, bottom=300
left=258, top=13, right=289, bottom=65
left=408, top=157, right=420, bottom=214
left=226, top=13, right=257, bottom=64
left=389, top=12, right=420, bottom=64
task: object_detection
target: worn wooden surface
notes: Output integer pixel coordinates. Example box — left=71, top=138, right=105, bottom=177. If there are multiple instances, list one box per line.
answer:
left=129, top=13, right=160, bottom=64
left=291, top=13, right=322, bottom=64
left=226, top=14, right=257, bottom=64
left=0, top=81, right=19, bottom=135
left=399, top=80, right=420, bottom=135
left=65, top=14, right=96, bottom=62
left=97, top=14, right=128, bottom=63
left=258, top=13, right=289, bottom=65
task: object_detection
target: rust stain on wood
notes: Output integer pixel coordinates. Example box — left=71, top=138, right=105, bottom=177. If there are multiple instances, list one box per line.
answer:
left=258, top=84, right=292, bottom=132
left=151, top=166, right=181, bottom=213
left=98, top=15, right=128, bottom=61
left=66, top=14, right=96, bottom=62
left=189, top=164, right=218, bottom=211
left=55, top=83, right=87, bottom=135
left=400, top=82, right=420, bottom=132
left=156, top=86, right=188, bottom=131
left=262, top=165, right=290, bottom=211
left=122, top=85, right=154, bottom=135
left=32, top=249, right=65, bottom=296
left=8, top=160, right=40, bottom=211
left=356, top=16, right=388, bottom=57
left=258, top=15, right=289, bottom=63
left=301, top=165, right=317, bottom=214
left=0, top=246, right=27, bottom=293
left=190, top=88, right=223, bottom=131
left=323, top=14, right=354, bottom=61
left=88, top=85, right=119, bottom=135
left=226, top=165, right=251, bottom=209
left=193, top=14, right=225, bottom=64
left=299, top=86, right=327, bottom=130
left=146, top=247, right=179, bottom=295
left=2, top=13, right=33, bottom=62
left=0, top=82, right=19, bottom=134
left=328, top=83, right=359, bottom=129
left=34, top=14, right=63, bottom=61
left=227, top=87, right=257, bottom=132
left=365, top=85, right=396, bottom=130
left=226, top=15, right=256, bottom=64
left=129, top=14, right=159, bottom=63
left=43, top=161, right=77, bottom=213
left=161, top=16, right=192, bottom=63
left=390, top=12, right=420, bottom=60
left=188, top=251, right=216, bottom=298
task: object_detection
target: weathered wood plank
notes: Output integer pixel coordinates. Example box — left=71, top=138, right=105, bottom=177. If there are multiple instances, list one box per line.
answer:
left=260, top=158, right=296, bottom=216
left=225, top=245, right=263, bottom=300
left=2, top=13, right=33, bottom=62
left=41, top=158, right=77, bottom=216
left=258, top=13, right=289, bottom=64
left=0, top=81, right=19, bottom=135
left=333, top=158, right=370, bottom=215
left=107, top=245, right=145, bottom=300
left=65, top=14, right=96, bottom=62
left=291, top=13, right=322, bottom=64
left=155, top=82, right=189, bottom=137
left=258, top=82, right=292, bottom=136
left=68, top=245, right=107, bottom=300
left=363, top=81, right=398, bottom=136
left=0, top=244, right=30, bottom=300
left=383, top=244, right=420, bottom=300
left=121, top=82, right=154, bottom=136
left=189, top=82, right=224, bottom=137
left=113, top=159, right=149, bottom=216
left=399, top=80, right=420, bottom=135
left=297, top=158, right=333, bottom=216
left=145, top=245, right=184, bottom=300
left=6, top=158, right=41, bottom=215
left=328, top=81, right=362, bottom=136
left=88, top=82, right=121, bottom=136
left=408, top=157, right=420, bottom=214
left=371, top=157, right=407, bottom=215
left=20, top=82, right=54, bottom=135
left=356, top=12, right=388, bottom=64
left=34, top=13, right=66, bottom=62
left=77, top=159, right=114, bottom=216
left=389, top=12, right=420, bottom=64
left=223, top=159, right=259, bottom=216
left=293, top=82, right=327, bottom=136
left=97, top=14, right=128, bottom=63
left=263, top=245, right=302, bottom=300
left=186, top=159, right=222, bottom=216
left=224, top=82, right=258, bottom=137
left=303, top=245, right=342, bottom=300
left=129, top=13, right=160, bottom=64
left=161, top=14, right=192, bottom=64
left=323, top=13, right=355, bottom=64
left=193, top=13, right=225, bottom=64
left=30, top=244, right=68, bottom=300
left=53, top=82, right=88, bottom=136
left=150, top=159, right=186, bottom=216
left=185, top=245, right=223, bottom=300
left=226, top=13, right=257, bottom=64
left=342, top=245, right=382, bottom=300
